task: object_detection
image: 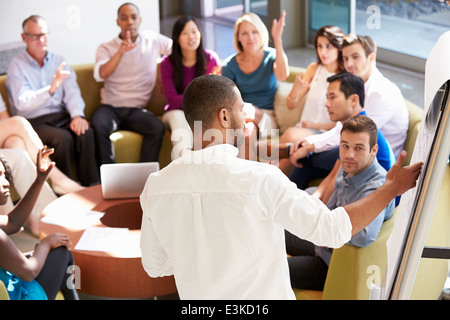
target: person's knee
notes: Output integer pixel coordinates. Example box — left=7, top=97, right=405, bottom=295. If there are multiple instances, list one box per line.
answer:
left=145, top=116, right=165, bottom=138
left=53, top=130, right=73, bottom=146
left=91, top=107, right=116, bottom=133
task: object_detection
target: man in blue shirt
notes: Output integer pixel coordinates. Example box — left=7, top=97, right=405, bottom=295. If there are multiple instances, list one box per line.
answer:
left=285, top=115, right=396, bottom=291
left=6, top=15, right=98, bottom=186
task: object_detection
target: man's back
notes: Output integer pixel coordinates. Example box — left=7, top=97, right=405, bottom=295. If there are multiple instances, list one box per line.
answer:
left=140, top=144, right=352, bottom=299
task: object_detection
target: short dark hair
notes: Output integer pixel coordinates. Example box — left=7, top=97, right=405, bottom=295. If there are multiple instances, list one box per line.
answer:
left=0, top=154, right=14, bottom=188
left=327, top=72, right=365, bottom=108
left=183, top=75, right=238, bottom=129
left=341, top=115, right=378, bottom=149
left=117, top=2, right=140, bottom=16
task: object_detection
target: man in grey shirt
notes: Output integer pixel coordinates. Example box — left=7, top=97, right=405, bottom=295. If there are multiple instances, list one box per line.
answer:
left=286, top=115, right=395, bottom=291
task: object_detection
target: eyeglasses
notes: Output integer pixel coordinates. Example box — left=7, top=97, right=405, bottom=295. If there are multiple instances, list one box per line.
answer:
left=24, top=33, right=49, bottom=41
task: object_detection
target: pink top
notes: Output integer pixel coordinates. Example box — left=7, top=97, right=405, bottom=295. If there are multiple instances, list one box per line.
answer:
left=160, top=49, right=220, bottom=111
left=94, top=30, right=172, bottom=108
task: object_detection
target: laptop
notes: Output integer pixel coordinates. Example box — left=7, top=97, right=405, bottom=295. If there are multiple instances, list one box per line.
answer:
left=100, top=162, right=160, bottom=200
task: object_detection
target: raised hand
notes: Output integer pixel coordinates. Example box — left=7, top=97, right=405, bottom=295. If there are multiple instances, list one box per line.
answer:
left=49, top=62, right=70, bottom=95
left=118, top=30, right=137, bottom=55
left=271, top=10, right=286, bottom=44
left=36, top=146, right=55, bottom=179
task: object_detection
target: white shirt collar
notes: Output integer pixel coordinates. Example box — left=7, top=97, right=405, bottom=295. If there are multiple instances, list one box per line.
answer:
left=180, top=144, right=239, bottom=165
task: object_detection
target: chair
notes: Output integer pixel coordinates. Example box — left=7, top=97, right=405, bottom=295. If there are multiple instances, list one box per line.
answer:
left=294, top=211, right=397, bottom=300
left=0, top=281, right=9, bottom=300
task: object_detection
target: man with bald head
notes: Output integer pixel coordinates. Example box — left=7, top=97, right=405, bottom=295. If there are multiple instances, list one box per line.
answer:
left=91, top=2, right=173, bottom=166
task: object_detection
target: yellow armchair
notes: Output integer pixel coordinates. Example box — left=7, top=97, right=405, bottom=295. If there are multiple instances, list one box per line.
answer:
left=0, top=281, right=9, bottom=300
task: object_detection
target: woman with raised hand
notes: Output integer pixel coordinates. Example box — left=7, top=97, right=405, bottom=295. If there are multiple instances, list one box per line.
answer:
left=221, top=11, right=289, bottom=159
left=0, top=147, right=78, bottom=300
left=277, top=25, right=345, bottom=174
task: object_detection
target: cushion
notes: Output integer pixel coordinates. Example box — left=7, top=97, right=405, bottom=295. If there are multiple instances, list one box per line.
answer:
left=273, top=81, right=306, bottom=135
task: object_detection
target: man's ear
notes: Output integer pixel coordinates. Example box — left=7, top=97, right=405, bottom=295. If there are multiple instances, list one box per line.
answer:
left=351, top=94, right=360, bottom=107
left=368, top=52, right=376, bottom=65
left=371, top=143, right=379, bottom=157
left=218, top=108, right=231, bottom=129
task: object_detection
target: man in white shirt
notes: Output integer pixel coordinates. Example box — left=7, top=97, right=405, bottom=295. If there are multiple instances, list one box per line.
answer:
left=140, top=75, right=422, bottom=300
left=342, top=34, right=408, bottom=158
left=91, top=3, right=172, bottom=165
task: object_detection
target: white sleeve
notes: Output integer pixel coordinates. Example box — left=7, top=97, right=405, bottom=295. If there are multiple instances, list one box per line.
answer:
left=263, top=169, right=352, bottom=249
left=305, top=121, right=343, bottom=153
left=140, top=181, right=174, bottom=278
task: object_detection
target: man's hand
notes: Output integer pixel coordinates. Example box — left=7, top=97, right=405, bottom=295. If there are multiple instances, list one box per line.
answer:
left=118, top=30, right=137, bottom=55
left=49, top=62, right=70, bottom=95
left=385, top=151, right=423, bottom=197
left=70, top=116, right=89, bottom=136
left=289, top=141, right=314, bottom=167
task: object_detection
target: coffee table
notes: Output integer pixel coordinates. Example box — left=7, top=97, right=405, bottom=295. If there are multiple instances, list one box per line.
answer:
left=39, top=185, right=177, bottom=299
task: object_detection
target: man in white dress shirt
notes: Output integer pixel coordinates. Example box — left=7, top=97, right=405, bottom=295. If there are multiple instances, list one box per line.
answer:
left=91, top=3, right=172, bottom=165
left=139, top=75, right=422, bottom=300
left=342, top=34, right=409, bottom=158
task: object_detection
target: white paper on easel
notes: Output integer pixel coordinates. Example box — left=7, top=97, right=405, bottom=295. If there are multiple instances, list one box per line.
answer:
left=381, top=31, right=450, bottom=300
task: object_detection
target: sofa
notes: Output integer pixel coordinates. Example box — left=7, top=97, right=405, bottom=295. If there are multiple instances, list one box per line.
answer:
left=0, top=63, right=174, bottom=169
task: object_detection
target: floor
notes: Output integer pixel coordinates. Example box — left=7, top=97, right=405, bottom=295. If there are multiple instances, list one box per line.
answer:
left=7, top=13, right=447, bottom=301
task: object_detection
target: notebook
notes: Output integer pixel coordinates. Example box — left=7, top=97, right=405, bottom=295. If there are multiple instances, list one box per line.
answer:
left=100, top=162, right=160, bottom=200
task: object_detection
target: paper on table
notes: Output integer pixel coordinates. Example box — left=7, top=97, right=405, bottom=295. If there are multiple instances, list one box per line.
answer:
left=74, top=227, right=141, bottom=257
left=40, top=210, right=105, bottom=229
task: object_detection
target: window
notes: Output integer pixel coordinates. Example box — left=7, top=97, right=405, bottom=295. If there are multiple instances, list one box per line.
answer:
left=308, top=0, right=450, bottom=69
left=355, top=0, right=450, bottom=60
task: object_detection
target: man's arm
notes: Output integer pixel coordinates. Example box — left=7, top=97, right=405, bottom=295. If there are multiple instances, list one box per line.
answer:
left=6, top=60, right=68, bottom=113
left=98, top=31, right=137, bottom=80
left=313, top=159, right=341, bottom=204
left=344, top=151, right=423, bottom=236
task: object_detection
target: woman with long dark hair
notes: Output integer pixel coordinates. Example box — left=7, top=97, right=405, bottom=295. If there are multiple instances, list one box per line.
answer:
left=285, top=26, right=345, bottom=138
left=160, top=16, right=220, bottom=160
left=276, top=25, right=345, bottom=175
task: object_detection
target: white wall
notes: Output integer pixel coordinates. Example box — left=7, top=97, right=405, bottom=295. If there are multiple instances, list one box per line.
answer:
left=0, top=0, right=160, bottom=65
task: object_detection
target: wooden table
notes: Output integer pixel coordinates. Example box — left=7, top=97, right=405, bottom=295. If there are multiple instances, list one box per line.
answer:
left=39, top=185, right=177, bottom=299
